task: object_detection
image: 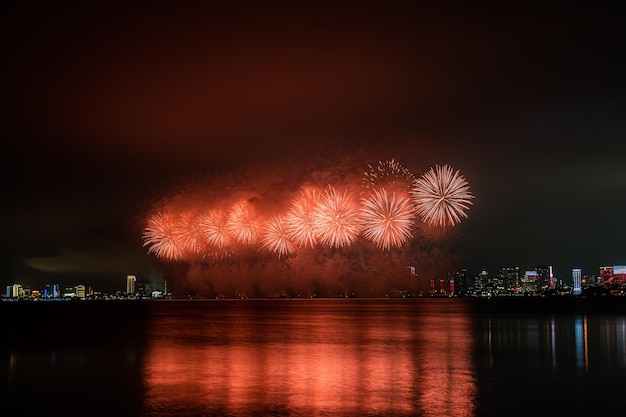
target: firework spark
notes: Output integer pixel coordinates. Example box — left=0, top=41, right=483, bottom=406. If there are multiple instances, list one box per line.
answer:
left=225, top=200, right=261, bottom=245
left=361, top=188, right=415, bottom=250
left=312, top=186, right=362, bottom=248
left=284, top=188, right=320, bottom=248
left=142, top=211, right=185, bottom=260
left=362, top=158, right=415, bottom=194
left=411, top=164, right=474, bottom=227
left=261, top=215, right=296, bottom=257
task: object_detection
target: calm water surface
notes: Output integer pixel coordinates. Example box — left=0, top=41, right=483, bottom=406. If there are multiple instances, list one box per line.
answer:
left=2, top=298, right=626, bottom=416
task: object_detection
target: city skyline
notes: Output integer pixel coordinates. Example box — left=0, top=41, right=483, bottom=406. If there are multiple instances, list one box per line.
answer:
left=4, top=260, right=625, bottom=299
left=1, top=3, right=624, bottom=296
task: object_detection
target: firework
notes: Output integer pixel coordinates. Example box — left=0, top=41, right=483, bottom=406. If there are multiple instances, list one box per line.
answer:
left=174, top=212, right=207, bottom=255
left=284, top=188, right=320, bottom=248
left=142, top=211, right=185, bottom=260
left=225, top=200, right=261, bottom=245
left=312, top=186, right=362, bottom=248
left=362, top=158, right=415, bottom=194
left=261, top=215, right=296, bottom=257
left=412, top=164, right=474, bottom=227
left=199, top=209, right=232, bottom=249
left=361, top=188, right=415, bottom=250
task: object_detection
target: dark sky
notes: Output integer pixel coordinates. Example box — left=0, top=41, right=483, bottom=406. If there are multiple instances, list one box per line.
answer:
left=1, top=2, right=624, bottom=295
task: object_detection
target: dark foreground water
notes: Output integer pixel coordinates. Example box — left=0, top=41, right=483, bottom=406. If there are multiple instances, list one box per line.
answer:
left=2, top=297, right=626, bottom=416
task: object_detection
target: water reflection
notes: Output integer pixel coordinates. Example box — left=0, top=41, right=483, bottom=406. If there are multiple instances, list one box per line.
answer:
left=475, top=310, right=626, bottom=416
left=142, top=300, right=476, bottom=416
left=574, top=315, right=588, bottom=372
left=6, top=299, right=626, bottom=416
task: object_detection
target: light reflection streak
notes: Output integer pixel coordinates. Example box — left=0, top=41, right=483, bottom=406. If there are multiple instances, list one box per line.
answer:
left=141, top=302, right=476, bottom=416
left=550, top=317, right=556, bottom=372
left=575, top=315, right=589, bottom=373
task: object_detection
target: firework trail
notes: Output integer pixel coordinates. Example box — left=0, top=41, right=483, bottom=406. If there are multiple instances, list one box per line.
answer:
left=361, top=188, right=415, bottom=250
left=284, top=188, right=320, bottom=248
left=411, top=164, right=474, bottom=227
left=174, top=212, right=207, bottom=255
left=199, top=209, right=232, bottom=250
left=142, top=211, right=185, bottom=260
left=362, top=158, right=415, bottom=195
left=312, top=185, right=362, bottom=248
left=261, top=215, right=296, bottom=257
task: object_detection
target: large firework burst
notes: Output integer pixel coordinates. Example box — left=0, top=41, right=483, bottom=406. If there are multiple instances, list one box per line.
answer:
left=312, top=186, right=362, bottom=248
left=261, top=215, right=296, bottom=257
left=284, top=188, right=320, bottom=248
left=411, top=164, right=474, bottom=227
left=361, top=188, right=415, bottom=250
left=225, top=200, right=261, bottom=245
left=198, top=209, right=232, bottom=249
left=174, top=212, right=206, bottom=255
left=142, top=211, right=185, bottom=260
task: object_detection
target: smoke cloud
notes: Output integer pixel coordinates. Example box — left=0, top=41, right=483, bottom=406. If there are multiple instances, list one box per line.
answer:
left=142, top=143, right=470, bottom=298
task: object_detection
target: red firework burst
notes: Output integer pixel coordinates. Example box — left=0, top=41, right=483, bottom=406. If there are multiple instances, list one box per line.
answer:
left=312, top=186, right=362, bottom=248
left=142, top=211, right=185, bottom=260
left=412, top=164, right=474, bottom=227
left=198, top=209, right=232, bottom=249
left=284, top=188, right=320, bottom=248
left=261, top=215, right=296, bottom=257
left=225, top=200, right=261, bottom=245
left=361, top=188, right=415, bottom=250
left=175, top=212, right=206, bottom=255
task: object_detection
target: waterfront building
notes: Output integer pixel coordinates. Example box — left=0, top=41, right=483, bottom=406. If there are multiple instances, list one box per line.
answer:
left=75, top=284, right=86, bottom=299
left=600, top=266, right=614, bottom=285
left=613, top=266, right=626, bottom=286
left=498, top=267, right=520, bottom=294
left=63, top=287, right=76, bottom=298
left=127, top=275, right=136, bottom=295
left=572, top=268, right=582, bottom=295
left=448, top=269, right=468, bottom=296
left=536, top=265, right=552, bottom=291
left=473, top=270, right=489, bottom=296
left=520, top=271, right=538, bottom=293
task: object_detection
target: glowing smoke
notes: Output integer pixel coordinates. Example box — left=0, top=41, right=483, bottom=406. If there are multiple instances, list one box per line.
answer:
left=140, top=155, right=474, bottom=297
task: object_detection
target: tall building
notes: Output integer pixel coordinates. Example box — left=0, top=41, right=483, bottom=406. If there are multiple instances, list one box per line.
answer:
left=498, top=267, right=520, bottom=294
left=448, top=269, right=468, bottom=296
left=473, top=270, right=489, bottom=296
left=127, top=275, right=137, bottom=294
left=521, top=271, right=538, bottom=293
left=536, top=265, right=552, bottom=291
left=75, top=284, right=86, bottom=299
left=600, top=266, right=614, bottom=285
left=613, top=266, right=626, bottom=286
left=12, top=284, right=22, bottom=298
left=572, top=268, right=582, bottom=295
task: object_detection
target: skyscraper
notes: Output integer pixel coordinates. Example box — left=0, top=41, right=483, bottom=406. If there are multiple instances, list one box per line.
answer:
left=127, top=275, right=136, bottom=294
left=498, top=267, right=520, bottom=294
left=536, top=265, right=551, bottom=291
left=75, top=284, right=86, bottom=299
left=572, top=269, right=582, bottom=295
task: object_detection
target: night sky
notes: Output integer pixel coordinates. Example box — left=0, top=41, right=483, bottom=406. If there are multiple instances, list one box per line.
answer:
left=1, top=2, right=624, bottom=295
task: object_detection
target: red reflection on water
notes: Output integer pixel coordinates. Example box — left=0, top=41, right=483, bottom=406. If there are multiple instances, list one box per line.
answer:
left=142, top=301, right=476, bottom=416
